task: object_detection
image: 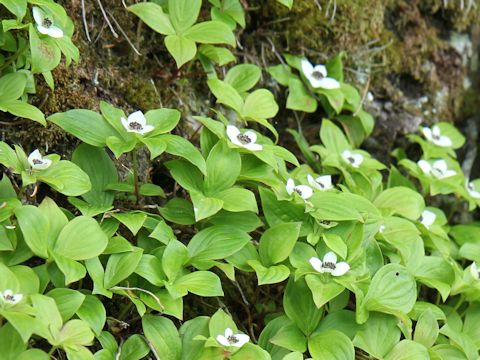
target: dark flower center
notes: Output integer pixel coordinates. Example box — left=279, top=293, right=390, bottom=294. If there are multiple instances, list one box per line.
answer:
left=312, top=71, right=324, bottom=80
left=320, top=220, right=331, bottom=225
left=227, top=335, right=239, bottom=344
left=5, top=294, right=15, bottom=301
left=237, top=134, right=252, bottom=145
left=468, top=183, right=474, bottom=191
left=129, top=121, right=143, bottom=130
left=432, top=134, right=441, bottom=141
left=32, top=159, right=43, bottom=165
left=348, top=157, right=355, bottom=164
left=43, top=18, right=52, bottom=28
left=323, top=262, right=336, bottom=270
left=294, top=188, right=303, bottom=196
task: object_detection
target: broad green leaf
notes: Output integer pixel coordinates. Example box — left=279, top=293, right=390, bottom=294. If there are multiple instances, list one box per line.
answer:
left=48, top=109, right=119, bottom=147
left=286, top=78, right=317, bottom=113
left=248, top=260, right=290, bottom=285
left=353, top=313, right=401, bottom=359
left=168, top=0, right=201, bottom=33
left=165, top=159, right=204, bottom=192
left=142, top=315, right=181, bottom=360
left=47, top=288, right=86, bottom=322
left=308, top=330, right=355, bottom=360
left=162, top=239, right=188, bottom=281
left=320, top=119, right=350, bottom=154
left=385, top=340, right=429, bottom=360
left=38, top=160, right=92, bottom=196
left=15, top=205, right=49, bottom=258
left=309, top=192, right=362, bottom=222
left=111, top=212, right=147, bottom=236
left=55, top=319, right=95, bottom=348
left=204, top=140, right=241, bottom=195
left=72, top=144, right=117, bottom=206
left=145, top=108, right=181, bottom=135
left=414, top=309, right=439, bottom=348
left=128, top=3, right=175, bottom=35
left=0, top=0, right=27, bottom=18
left=165, top=34, right=197, bottom=68
left=207, top=79, right=243, bottom=114
left=191, top=192, right=224, bottom=221
left=242, top=89, right=279, bottom=120
left=305, top=275, right=345, bottom=309
left=413, top=256, right=454, bottom=302
left=0, top=72, right=27, bottom=102
left=120, top=335, right=150, bottom=360
left=77, top=295, right=106, bottom=336
left=54, top=216, right=108, bottom=260
left=270, top=323, right=306, bottom=353
left=162, top=134, right=207, bottom=174
left=230, top=343, right=271, bottom=360
left=215, top=187, right=258, bottom=213
left=104, top=248, right=143, bottom=289
left=268, top=64, right=294, bottom=87
left=259, top=222, right=301, bottom=266
left=187, top=225, right=251, bottom=264
left=276, top=0, right=293, bottom=9
left=283, top=278, right=322, bottom=335
left=374, top=187, right=425, bottom=220
left=225, top=64, right=261, bottom=92
left=29, top=25, right=61, bottom=73
left=159, top=198, right=195, bottom=225
left=174, top=271, right=224, bottom=297
left=53, top=254, right=87, bottom=285
left=358, top=264, right=417, bottom=324
left=1, top=100, right=45, bottom=125
left=0, top=322, right=26, bottom=360
left=184, top=21, right=235, bottom=45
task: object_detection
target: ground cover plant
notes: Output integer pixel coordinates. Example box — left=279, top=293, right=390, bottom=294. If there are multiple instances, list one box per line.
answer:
left=1, top=0, right=480, bottom=359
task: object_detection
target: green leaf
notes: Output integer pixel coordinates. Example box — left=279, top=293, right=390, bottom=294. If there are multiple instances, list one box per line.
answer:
left=128, top=3, right=175, bottom=35
left=165, top=34, right=197, bottom=68
left=320, top=119, right=350, bottom=153
left=104, top=248, right=143, bottom=289
left=413, top=256, right=454, bottom=301
left=353, top=313, right=401, bottom=359
left=286, top=78, right=317, bottom=113
left=215, top=187, right=258, bottom=213
left=53, top=254, right=87, bottom=285
left=139, top=183, right=165, bottom=197
left=374, top=187, right=425, bottom=220
left=162, top=134, right=207, bottom=174
left=47, top=288, right=86, bottom=322
left=207, top=79, right=244, bottom=113
left=191, top=192, right=224, bottom=221
left=230, top=343, right=271, bottom=360
left=54, top=216, right=108, bottom=260
left=308, top=192, right=362, bottom=222
left=159, top=198, right=195, bottom=225
left=270, top=323, right=306, bottom=353
left=358, top=264, right=417, bottom=324
left=204, top=140, right=241, bottom=194
left=120, top=335, right=150, bottom=360
left=55, top=319, right=95, bottom=348
left=198, top=44, right=236, bottom=65
left=142, top=315, right=181, bottom=360
left=385, top=340, right=429, bottom=360
left=168, top=0, right=201, bottom=33
left=268, top=64, right=294, bottom=87
left=184, top=21, right=235, bottom=45
left=187, top=225, right=251, bottom=264
left=174, top=271, right=224, bottom=296
left=276, top=0, right=293, bottom=9
left=15, top=205, right=49, bottom=258
left=77, top=295, right=106, bottom=336
left=111, top=212, right=147, bottom=236
left=259, top=222, right=300, bottom=266
left=283, top=278, right=322, bottom=335
left=1, top=100, right=46, bottom=125
left=248, top=260, right=290, bottom=285
left=38, top=160, right=91, bottom=196
left=145, top=108, right=181, bottom=135
left=242, top=89, right=279, bottom=120
left=305, top=275, right=344, bottom=309
left=72, top=144, right=117, bottom=206
left=0, top=72, right=27, bottom=102
left=48, top=109, right=119, bottom=147
left=308, top=330, right=355, bottom=360
left=414, top=309, right=438, bottom=348
left=0, top=322, right=26, bottom=359
left=0, top=0, right=27, bottom=18
left=29, top=25, right=61, bottom=73
left=225, top=64, right=261, bottom=93
left=162, top=239, right=188, bottom=281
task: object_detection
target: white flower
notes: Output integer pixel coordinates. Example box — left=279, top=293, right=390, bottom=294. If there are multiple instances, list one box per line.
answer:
left=341, top=150, right=363, bottom=168
left=301, top=59, right=340, bottom=89
left=309, top=252, right=350, bottom=277
left=379, top=225, right=386, bottom=233
left=216, top=328, right=250, bottom=348
left=470, top=262, right=479, bottom=280
left=32, top=7, right=63, bottom=38
left=417, top=159, right=456, bottom=179
left=286, top=178, right=313, bottom=200
left=121, top=111, right=154, bottom=135
left=422, top=125, right=452, bottom=147
left=307, top=174, right=333, bottom=191
left=0, top=289, right=23, bottom=306
left=419, top=210, right=436, bottom=229
left=28, top=149, right=52, bottom=170
left=226, top=125, right=262, bottom=151
left=466, top=181, right=480, bottom=199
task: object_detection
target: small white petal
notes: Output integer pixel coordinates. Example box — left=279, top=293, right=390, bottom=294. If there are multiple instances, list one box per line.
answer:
left=32, top=7, right=45, bottom=25
left=467, top=182, right=480, bottom=198
left=34, top=158, right=52, bottom=170
left=323, top=251, right=337, bottom=264
left=225, top=328, right=233, bottom=337
left=420, top=210, right=436, bottom=228
left=139, top=125, right=155, bottom=134
left=435, top=136, right=452, bottom=147
left=46, top=26, right=63, bottom=38
left=351, top=154, right=364, bottom=167
left=316, top=175, right=332, bottom=190
left=331, top=262, right=350, bottom=276
left=442, top=170, right=456, bottom=178
left=301, top=59, right=314, bottom=77
left=296, top=185, right=313, bottom=199
left=417, top=160, right=432, bottom=175
left=244, top=143, right=263, bottom=151
left=422, top=127, right=433, bottom=141
left=309, top=257, right=323, bottom=272
left=379, top=225, right=386, bottom=233
left=216, top=335, right=230, bottom=347
left=121, top=117, right=130, bottom=131
left=432, top=126, right=441, bottom=137
left=36, top=25, right=51, bottom=35
left=128, top=111, right=147, bottom=126
left=312, top=65, right=327, bottom=78
left=470, top=262, right=479, bottom=280
left=286, top=178, right=295, bottom=195
left=11, top=294, right=23, bottom=304
left=243, top=131, right=257, bottom=143
left=233, top=334, right=250, bottom=347
left=316, top=77, right=341, bottom=89
left=28, top=149, right=42, bottom=166
left=226, top=125, right=240, bottom=142
left=432, top=160, right=448, bottom=173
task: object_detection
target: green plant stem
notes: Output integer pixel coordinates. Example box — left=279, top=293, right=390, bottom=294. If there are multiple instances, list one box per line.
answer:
left=131, top=148, right=139, bottom=204
left=48, top=346, right=57, bottom=357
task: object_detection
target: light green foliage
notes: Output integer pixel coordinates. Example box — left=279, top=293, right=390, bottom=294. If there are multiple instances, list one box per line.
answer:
left=1, top=0, right=480, bottom=359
